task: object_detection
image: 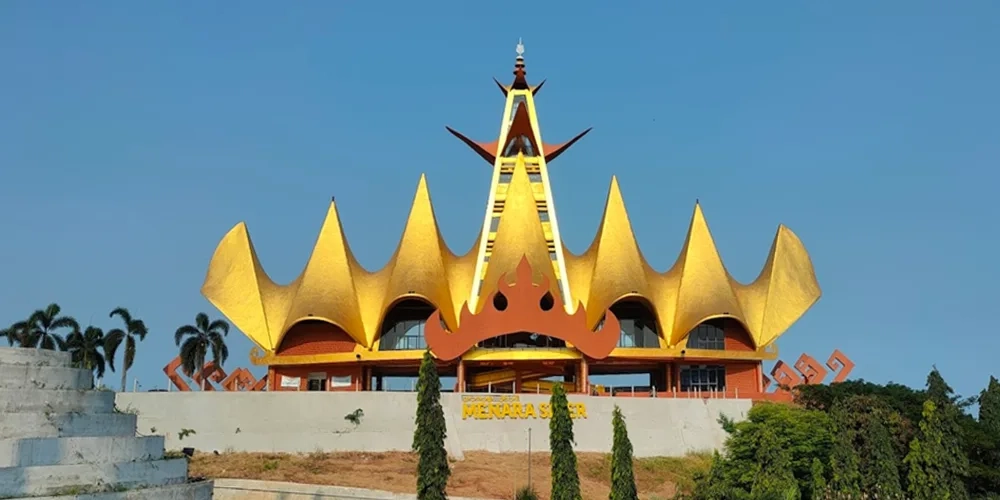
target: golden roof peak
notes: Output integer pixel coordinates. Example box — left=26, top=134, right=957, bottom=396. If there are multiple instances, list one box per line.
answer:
left=479, top=160, right=561, bottom=312
left=375, top=174, right=458, bottom=341
left=281, top=201, right=367, bottom=346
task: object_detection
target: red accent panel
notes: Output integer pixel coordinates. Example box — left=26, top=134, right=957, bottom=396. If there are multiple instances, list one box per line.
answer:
left=277, top=321, right=357, bottom=356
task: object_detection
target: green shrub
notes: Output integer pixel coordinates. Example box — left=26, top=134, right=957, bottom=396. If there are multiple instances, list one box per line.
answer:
left=514, top=484, right=539, bottom=500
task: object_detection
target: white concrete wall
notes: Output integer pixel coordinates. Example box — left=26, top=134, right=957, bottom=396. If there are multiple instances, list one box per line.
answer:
left=115, top=392, right=749, bottom=458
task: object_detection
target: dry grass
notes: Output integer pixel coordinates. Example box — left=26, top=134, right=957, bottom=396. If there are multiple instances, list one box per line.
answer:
left=189, top=450, right=711, bottom=500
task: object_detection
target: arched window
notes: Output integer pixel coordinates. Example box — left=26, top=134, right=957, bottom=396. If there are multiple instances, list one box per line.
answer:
left=686, top=321, right=725, bottom=350
left=277, top=321, right=356, bottom=356
left=379, top=299, right=435, bottom=351
left=609, top=300, right=660, bottom=348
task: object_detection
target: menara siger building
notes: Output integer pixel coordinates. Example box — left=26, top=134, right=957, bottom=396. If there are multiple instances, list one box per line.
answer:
left=200, top=43, right=822, bottom=399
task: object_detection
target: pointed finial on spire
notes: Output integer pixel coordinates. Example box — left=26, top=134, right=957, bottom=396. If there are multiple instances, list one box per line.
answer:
left=512, top=38, right=529, bottom=89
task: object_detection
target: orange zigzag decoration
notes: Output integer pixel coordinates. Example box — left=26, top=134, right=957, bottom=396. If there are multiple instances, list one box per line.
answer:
left=163, top=356, right=267, bottom=391
left=761, top=349, right=854, bottom=393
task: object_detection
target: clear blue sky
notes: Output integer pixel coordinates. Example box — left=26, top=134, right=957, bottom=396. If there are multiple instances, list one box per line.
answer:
left=2, top=2, right=998, bottom=397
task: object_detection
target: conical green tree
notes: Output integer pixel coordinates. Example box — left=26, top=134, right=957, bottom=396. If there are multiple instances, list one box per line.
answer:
left=549, top=382, right=581, bottom=500
left=749, top=426, right=801, bottom=500
left=980, top=376, right=1000, bottom=436
left=924, top=368, right=970, bottom=499
left=609, top=405, right=638, bottom=500
left=927, top=366, right=956, bottom=406
left=905, top=400, right=950, bottom=500
left=969, top=375, right=1000, bottom=497
left=413, top=350, right=450, bottom=500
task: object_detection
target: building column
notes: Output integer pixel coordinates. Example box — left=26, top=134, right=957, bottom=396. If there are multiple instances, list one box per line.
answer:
left=376, top=375, right=384, bottom=392
left=755, top=362, right=764, bottom=394
left=579, top=358, right=590, bottom=394
left=514, top=370, right=523, bottom=394
left=456, top=361, right=466, bottom=393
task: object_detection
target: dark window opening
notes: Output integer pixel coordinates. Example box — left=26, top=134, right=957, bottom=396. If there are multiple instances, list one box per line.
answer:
left=608, top=301, right=660, bottom=348
left=379, top=299, right=434, bottom=351
left=686, top=321, right=725, bottom=350
left=679, top=365, right=726, bottom=392
left=307, top=374, right=327, bottom=392
left=477, top=331, right=566, bottom=349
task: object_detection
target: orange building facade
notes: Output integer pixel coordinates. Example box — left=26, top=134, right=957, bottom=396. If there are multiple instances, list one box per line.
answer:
left=199, top=43, right=827, bottom=399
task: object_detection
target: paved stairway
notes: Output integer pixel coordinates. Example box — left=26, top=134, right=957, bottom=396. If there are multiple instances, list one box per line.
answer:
left=0, top=347, right=213, bottom=499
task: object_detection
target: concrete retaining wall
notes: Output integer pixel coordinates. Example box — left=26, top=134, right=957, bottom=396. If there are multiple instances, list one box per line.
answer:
left=213, top=478, right=498, bottom=500
left=115, top=392, right=749, bottom=457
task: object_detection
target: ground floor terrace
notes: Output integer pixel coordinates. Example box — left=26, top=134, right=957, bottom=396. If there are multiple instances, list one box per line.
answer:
left=259, top=298, right=781, bottom=400
left=265, top=357, right=767, bottom=399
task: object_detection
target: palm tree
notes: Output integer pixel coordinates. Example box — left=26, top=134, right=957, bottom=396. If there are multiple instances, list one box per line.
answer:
left=1, top=321, right=31, bottom=347
left=25, top=304, right=79, bottom=350
left=66, top=326, right=108, bottom=382
left=104, top=307, right=148, bottom=392
left=174, top=313, right=230, bottom=390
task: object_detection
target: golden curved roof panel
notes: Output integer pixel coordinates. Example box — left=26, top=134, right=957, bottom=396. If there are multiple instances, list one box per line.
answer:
left=203, top=175, right=820, bottom=354
left=665, top=204, right=748, bottom=346
left=202, top=176, right=481, bottom=352
left=201, top=223, right=292, bottom=350
left=279, top=202, right=368, bottom=347
left=735, top=225, right=822, bottom=348
left=564, top=176, right=656, bottom=329
left=561, top=178, right=821, bottom=350
left=370, top=175, right=459, bottom=345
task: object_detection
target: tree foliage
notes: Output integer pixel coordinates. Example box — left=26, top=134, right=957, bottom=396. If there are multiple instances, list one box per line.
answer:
left=65, top=326, right=108, bottom=380
left=828, top=396, right=903, bottom=496
left=808, top=459, right=826, bottom=498
left=412, top=350, right=449, bottom=500
left=968, top=376, right=1000, bottom=496
left=749, top=426, right=801, bottom=499
left=905, top=400, right=952, bottom=500
left=694, top=403, right=832, bottom=500
left=924, top=368, right=970, bottom=500
left=794, top=368, right=1000, bottom=498
left=549, top=382, right=581, bottom=500
left=173, top=312, right=229, bottom=390
left=826, top=415, right=862, bottom=497
left=19, top=304, right=79, bottom=350
left=0, top=321, right=31, bottom=346
left=104, top=307, right=149, bottom=392
left=688, top=368, right=1000, bottom=499
left=796, top=379, right=926, bottom=432
left=609, top=405, right=638, bottom=500
left=980, top=376, right=1000, bottom=436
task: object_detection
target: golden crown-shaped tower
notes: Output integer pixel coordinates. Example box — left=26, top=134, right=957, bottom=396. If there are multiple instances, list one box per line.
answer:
left=201, top=45, right=821, bottom=366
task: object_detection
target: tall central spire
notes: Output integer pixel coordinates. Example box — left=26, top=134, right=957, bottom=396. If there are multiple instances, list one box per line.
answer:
left=445, top=41, right=592, bottom=313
